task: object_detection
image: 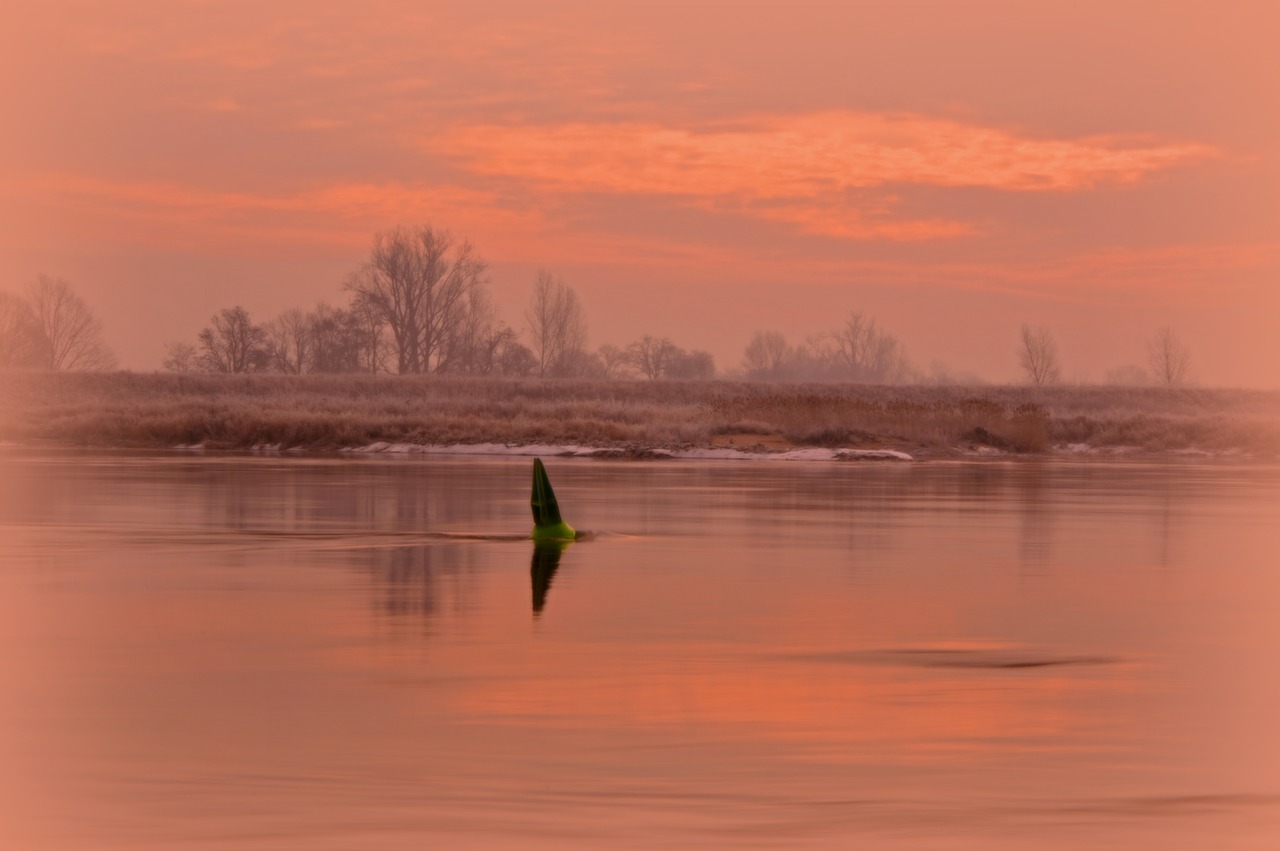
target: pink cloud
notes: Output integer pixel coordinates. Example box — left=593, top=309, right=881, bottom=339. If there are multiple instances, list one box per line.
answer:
left=427, top=111, right=1216, bottom=242
left=433, top=112, right=1216, bottom=195
left=6, top=174, right=544, bottom=255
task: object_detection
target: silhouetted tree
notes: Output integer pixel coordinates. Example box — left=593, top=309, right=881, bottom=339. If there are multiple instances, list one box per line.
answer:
left=162, top=341, right=199, bottom=373
left=1147, top=326, right=1191, bottom=387
left=262, top=307, right=311, bottom=374
left=596, top=343, right=632, bottom=378
left=627, top=335, right=679, bottom=380
left=742, top=330, right=789, bottom=379
left=25, top=275, right=117, bottom=371
left=820, top=312, right=909, bottom=383
left=304, top=303, right=357, bottom=373
left=740, top=314, right=911, bottom=383
left=499, top=337, right=537, bottom=377
left=438, top=288, right=520, bottom=376
left=0, top=290, right=45, bottom=368
left=346, top=295, right=390, bottom=374
left=1018, top=323, right=1061, bottom=386
left=525, top=271, right=588, bottom=377
left=198, top=306, right=266, bottom=373
left=344, top=225, right=487, bottom=374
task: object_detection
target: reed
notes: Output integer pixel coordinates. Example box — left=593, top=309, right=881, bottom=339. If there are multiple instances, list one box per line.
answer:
left=2, top=371, right=1277, bottom=457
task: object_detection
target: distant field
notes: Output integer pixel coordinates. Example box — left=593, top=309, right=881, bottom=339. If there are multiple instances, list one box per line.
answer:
left=3, top=371, right=1278, bottom=458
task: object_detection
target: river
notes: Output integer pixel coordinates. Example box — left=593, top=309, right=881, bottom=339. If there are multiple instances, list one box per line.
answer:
left=1, top=451, right=1277, bottom=849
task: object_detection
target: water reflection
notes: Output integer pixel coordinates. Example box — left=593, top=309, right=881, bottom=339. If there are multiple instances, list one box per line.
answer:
left=1, top=452, right=1278, bottom=849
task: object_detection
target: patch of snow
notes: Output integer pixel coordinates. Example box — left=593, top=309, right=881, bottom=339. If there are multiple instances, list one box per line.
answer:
left=1170, top=447, right=1246, bottom=459
left=1060, top=443, right=1096, bottom=454
left=344, top=442, right=914, bottom=462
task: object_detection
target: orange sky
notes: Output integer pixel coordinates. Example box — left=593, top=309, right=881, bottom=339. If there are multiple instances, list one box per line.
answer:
left=1, top=0, right=1277, bottom=385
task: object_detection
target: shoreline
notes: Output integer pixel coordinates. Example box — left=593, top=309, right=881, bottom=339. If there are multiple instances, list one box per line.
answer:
left=4, top=437, right=1264, bottom=466
left=4, top=372, right=1278, bottom=462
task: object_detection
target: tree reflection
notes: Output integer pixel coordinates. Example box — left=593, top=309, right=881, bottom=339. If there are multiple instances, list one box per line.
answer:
left=370, top=545, right=439, bottom=619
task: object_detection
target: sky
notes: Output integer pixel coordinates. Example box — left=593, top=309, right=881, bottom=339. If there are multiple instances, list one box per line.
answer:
left=1, top=0, right=1277, bottom=385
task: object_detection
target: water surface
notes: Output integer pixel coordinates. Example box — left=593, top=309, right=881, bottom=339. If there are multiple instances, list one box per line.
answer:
left=1, top=452, right=1277, bottom=849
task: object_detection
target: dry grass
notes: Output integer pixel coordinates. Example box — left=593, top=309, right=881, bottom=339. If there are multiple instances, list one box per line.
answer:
left=2, top=371, right=1278, bottom=457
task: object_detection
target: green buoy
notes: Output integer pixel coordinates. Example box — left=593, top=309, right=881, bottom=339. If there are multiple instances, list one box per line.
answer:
left=531, top=458, right=577, bottom=541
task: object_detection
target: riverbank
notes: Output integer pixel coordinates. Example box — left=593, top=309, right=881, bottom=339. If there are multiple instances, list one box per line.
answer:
left=3, top=372, right=1278, bottom=459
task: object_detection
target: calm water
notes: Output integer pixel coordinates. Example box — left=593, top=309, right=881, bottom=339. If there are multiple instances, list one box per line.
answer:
left=1, top=451, right=1278, bottom=849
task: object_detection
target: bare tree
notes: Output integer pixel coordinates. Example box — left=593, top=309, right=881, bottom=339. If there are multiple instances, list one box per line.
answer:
left=525, top=271, right=588, bottom=378
left=822, top=313, right=909, bottom=383
left=305, top=303, right=352, bottom=374
left=499, top=337, right=537, bottom=377
left=438, top=287, right=516, bottom=376
left=462, top=325, right=525, bottom=377
left=25, top=275, right=117, bottom=370
left=1147, top=326, right=1191, bottom=387
left=0, top=290, right=45, bottom=368
left=732, top=313, right=916, bottom=383
left=346, top=295, right=389, bottom=374
left=198, top=306, right=267, bottom=373
left=627, top=335, right=679, bottom=380
left=596, top=343, right=632, bottom=378
left=344, top=225, right=487, bottom=374
left=742, top=330, right=789, bottom=379
left=262, top=308, right=312, bottom=374
left=1018, top=323, right=1061, bottom=386
left=162, top=341, right=200, bottom=373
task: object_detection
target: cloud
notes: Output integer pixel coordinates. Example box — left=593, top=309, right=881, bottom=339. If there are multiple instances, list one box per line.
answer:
left=427, top=111, right=1217, bottom=241
left=8, top=173, right=540, bottom=254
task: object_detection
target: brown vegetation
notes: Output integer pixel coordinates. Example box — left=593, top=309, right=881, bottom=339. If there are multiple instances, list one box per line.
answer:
left=2, top=372, right=1277, bottom=457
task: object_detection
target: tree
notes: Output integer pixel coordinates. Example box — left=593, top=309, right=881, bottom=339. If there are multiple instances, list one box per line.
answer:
left=1147, top=326, right=1191, bottom=387
left=25, top=275, right=117, bottom=370
left=499, top=338, right=537, bottom=377
left=822, top=312, right=909, bottom=383
left=0, top=290, right=45, bottom=368
left=305, top=303, right=357, bottom=374
left=627, top=335, right=679, bottom=380
left=345, top=295, right=390, bottom=374
left=525, top=271, right=588, bottom=377
left=344, top=225, right=487, bottom=374
left=738, top=316, right=912, bottom=383
left=198, top=306, right=267, bottom=373
left=1018, top=323, right=1061, bottom=386
left=596, top=343, right=632, bottom=379
left=262, top=308, right=312, bottom=374
left=742, top=330, right=789, bottom=379
left=438, top=288, right=518, bottom=376
left=162, top=341, right=199, bottom=373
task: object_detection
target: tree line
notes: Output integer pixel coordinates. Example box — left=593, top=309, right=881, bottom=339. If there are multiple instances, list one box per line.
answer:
left=1017, top=322, right=1192, bottom=388
left=166, top=225, right=716, bottom=380
left=2, top=223, right=1195, bottom=387
left=740, top=313, right=912, bottom=384
left=741, top=316, right=1192, bottom=387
